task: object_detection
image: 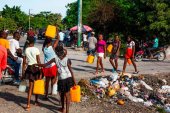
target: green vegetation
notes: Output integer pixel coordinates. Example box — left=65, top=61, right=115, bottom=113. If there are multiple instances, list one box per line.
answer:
left=0, top=5, right=63, bottom=32
left=64, top=0, right=170, bottom=44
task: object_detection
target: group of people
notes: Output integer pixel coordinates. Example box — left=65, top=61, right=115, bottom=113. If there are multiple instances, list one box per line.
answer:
left=87, top=33, right=139, bottom=75
left=0, top=30, right=76, bottom=113
left=0, top=29, right=159, bottom=113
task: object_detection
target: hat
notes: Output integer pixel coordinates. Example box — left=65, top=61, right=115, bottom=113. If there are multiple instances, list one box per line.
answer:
left=91, top=32, right=95, bottom=35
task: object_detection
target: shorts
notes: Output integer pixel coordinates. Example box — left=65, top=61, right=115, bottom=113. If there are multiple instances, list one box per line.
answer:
left=25, top=65, right=40, bottom=81
left=43, top=65, right=57, bottom=77
left=110, top=54, right=118, bottom=60
left=97, top=53, right=104, bottom=58
left=125, top=48, right=133, bottom=59
left=58, top=77, right=74, bottom=93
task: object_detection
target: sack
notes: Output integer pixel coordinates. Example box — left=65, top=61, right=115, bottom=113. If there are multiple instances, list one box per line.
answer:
left=33, top=80, right=45, bottom=95
left=45, top=25, right=57, bottom=38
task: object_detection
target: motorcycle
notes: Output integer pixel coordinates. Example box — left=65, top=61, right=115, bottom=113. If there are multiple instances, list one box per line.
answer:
left=0, top=65, right=15, bottom=84
left=135, top=42, right=166, bottom=62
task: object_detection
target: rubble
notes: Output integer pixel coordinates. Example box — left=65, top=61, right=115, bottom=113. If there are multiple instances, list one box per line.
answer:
left=79, top=72, right=170, bottom=111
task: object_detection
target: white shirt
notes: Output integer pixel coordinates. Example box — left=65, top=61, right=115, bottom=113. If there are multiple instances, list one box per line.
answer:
left=127, top=41, right=135, bottom=49
left=59, top=32, right=64, bottom=41
left=25, top=47, right=40, bottom=65
left=9, top=39, right=20, bottom=57
left=83, top=34, right=87, bottom=42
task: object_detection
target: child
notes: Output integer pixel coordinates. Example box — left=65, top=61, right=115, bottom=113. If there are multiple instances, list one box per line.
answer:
left=95, top=34, right=106, bottom=75
left=42, top=38, right=58, bottom=99
left=122, top=35, right=139, bottom=74
left=109, top=35, right=121, bottom=72
left=22, top=37, right=42, bottom=111
left=37, top=44, right=76, bottom=113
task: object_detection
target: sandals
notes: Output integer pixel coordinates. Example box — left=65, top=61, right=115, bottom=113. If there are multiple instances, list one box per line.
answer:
left=133, top=71, right=139, bottom=74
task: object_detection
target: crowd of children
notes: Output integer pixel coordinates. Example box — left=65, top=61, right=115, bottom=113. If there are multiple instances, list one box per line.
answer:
left=21, top=35, right=76, bottom=113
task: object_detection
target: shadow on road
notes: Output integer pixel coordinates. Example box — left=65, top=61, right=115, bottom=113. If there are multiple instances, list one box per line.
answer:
left=70, top=58, right=86, bottom=63
left=0, top=92, right=60, bottom=113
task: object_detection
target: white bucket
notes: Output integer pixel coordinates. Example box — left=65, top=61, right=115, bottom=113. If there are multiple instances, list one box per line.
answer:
left=52, top=82, right=58, bottom=95
left=18, top=81, right=27, bottom=92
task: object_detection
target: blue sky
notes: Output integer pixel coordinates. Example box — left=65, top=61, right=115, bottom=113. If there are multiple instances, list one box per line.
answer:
left=0, top=0, right=76, bottom=17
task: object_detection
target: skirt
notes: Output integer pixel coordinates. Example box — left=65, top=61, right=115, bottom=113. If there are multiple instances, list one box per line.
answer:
left=125, top=48, right=133, bottom=59
left=43, top=65, right=57, bottom=77
left=25, top=65, right=40, bottom=81
left=58, top=77, right=74, bottom=93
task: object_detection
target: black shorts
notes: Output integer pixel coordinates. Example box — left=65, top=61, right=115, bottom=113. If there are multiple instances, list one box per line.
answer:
left=25, top=65, right=40, bottom=81
left=110, top=54, right=118, bottom=60
left=58, top=77, right=74, bottom=93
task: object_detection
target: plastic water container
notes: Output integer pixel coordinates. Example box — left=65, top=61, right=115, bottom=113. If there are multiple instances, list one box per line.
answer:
left=127, top=59, right=132, bottom=65
left=18, top=80, right=27, bottom=92
left=87, top=55, right=94, bottom=64
left=33, top=80, right=45, bottom=95
left=45, top=25, right=57, bottom=38
left=70, top=85, right=81, bottom=102
left=52, top=82, right=58, bottom=95
left=107, top=44, right=113, bottom=53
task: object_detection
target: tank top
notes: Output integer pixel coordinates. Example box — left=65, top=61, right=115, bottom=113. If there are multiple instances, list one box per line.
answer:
left=55, top=57, right=71, bottom=80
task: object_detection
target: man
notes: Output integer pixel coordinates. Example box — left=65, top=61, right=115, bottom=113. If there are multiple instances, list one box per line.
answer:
left=59, top=30, right=64, bottom=42
left=148, top=35, right=159, bottom=58
left=0, top=31, right=20, bottom=85
left=27, top=28, right=35, bottom=37
left=9, top=32, right=23, bottom=84
left=83, top=33, right=88, bottom=50
left=87, top=32, right=97, bottom=55
left=27, top=28, right=36, bottom=43
left=0, top=45, right=7, bottom=80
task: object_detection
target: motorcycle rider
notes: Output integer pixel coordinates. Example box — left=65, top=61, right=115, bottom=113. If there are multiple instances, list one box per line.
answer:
left=8, top=32, right=23, bottom=85
left=148, top=35, right=159, bottom=58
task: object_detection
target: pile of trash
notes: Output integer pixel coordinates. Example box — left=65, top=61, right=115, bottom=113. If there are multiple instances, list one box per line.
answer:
left=79, top=72, right=170, bottom=112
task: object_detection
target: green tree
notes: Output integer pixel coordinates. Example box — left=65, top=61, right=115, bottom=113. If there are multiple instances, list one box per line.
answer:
left=2, top=5, right=28, bottom=29
left=0, top=18, right=17, bottom=32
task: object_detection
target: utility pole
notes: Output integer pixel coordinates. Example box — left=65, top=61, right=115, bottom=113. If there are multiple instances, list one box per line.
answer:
left=29, top=9, right=31, bottom=30
left=77, top=0, right=82, bottom=47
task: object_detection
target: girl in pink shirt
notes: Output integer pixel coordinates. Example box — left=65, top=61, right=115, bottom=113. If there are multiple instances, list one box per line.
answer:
left=95, top=34, right=106, bottom=75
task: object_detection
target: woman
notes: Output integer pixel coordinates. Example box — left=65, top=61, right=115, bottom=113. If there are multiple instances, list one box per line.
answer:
left=95, top=34, right=106, bottom=75
left=109, top=35, right=121, bottom=72
left=42, top=38, right=58, bottom=99
left=122, top=35, right=139, bottom=74
left=22, top=37, right=42, bottom=111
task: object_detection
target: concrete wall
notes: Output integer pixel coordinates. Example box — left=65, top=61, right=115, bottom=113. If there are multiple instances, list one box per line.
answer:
left=165, top=46, right=170, bottom=60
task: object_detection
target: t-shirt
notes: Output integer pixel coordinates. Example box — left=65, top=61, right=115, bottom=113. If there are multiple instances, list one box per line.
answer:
left=88, top=36, right=97, bottom=50
left=27, top=30, right=35, bottom=37
left=59, top=32, right=64, bottom=41
left=83, top=34, right=87, bottom=42
left=43, top=46, right=56, bottom=67
left=25, top=47, right=40, bottom=65
left=0, top=38, right=10, bottom=49
left=127, top=41, right=135, bottom=49
left=97, top=40, right=106, bottom=53
left=9, top=39, right=20, bottom=57
left=0, top=45, right=7, bottom=78
left=153, top=38, right=159, bottom=48
left=55, top=56, right=71, bottom=80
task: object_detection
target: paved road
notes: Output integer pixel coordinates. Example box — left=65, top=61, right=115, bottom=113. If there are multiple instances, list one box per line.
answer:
left=16, top=36, right=170, bottom=80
